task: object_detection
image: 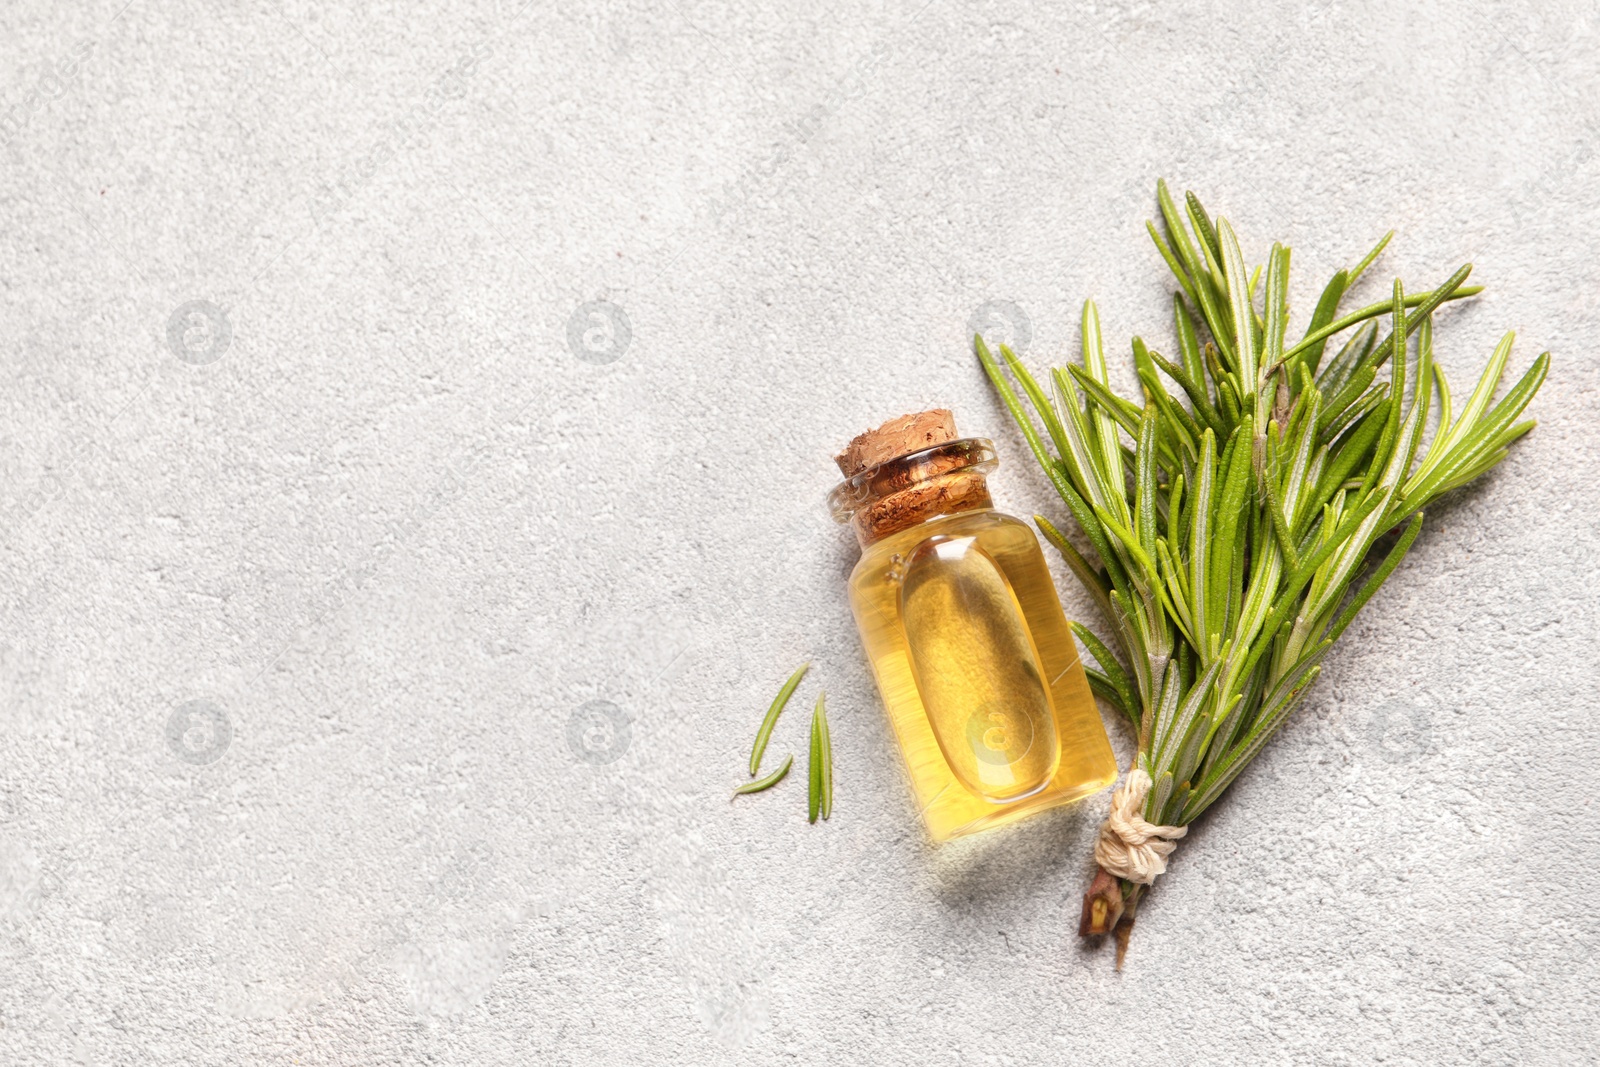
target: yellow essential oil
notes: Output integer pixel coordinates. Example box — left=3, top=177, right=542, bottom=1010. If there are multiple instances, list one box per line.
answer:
left=830, top=412, right=1117, bottom=842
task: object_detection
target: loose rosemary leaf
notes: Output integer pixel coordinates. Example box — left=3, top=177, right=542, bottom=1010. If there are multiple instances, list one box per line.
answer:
left=817, top=695, right=833, bottom=821
left=807, top=705, right=822, bottom=825
left=733, top=755, right=793, bottom=798
left=750, top=662, right=809, bottom=776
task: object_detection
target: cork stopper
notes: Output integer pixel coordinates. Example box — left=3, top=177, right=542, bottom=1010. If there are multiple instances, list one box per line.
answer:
left=834, top=409, right=958, bottom=477
left=830, top=411, right=994, bottom=546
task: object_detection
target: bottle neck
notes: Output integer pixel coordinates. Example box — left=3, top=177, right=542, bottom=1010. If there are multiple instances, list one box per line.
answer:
left=829, top=438, right=998, bottom=548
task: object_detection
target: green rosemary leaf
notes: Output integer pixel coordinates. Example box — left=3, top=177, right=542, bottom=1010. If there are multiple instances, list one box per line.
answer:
left=1263, top=243, right=1292, bottom=379
left=751, top=663, right=809, bottom=776
left=816, top=694, right=833, bottom=821
left=1093, top=505, right=1159, bottom=580
left=1157, top=538, right=1196, bottom=639
left=1452, top=332, right=1517, bottom=429
left=1185, top=190, right=1225, bottom=276
left=1367, top=280, right=1409, bottom=486
left=1263, top=464, right=1300, bottom=573
left=1215, top=370, right=1242, bottom=426
left=979, top=335, right=1127, bottom=595
left=1053, top=367, right=1125, bottom=522
left=998, top=341, right=1072, bottom=463
left=1432, top=443, right=1516, bottom=495
left=1361, top=265, right=1472, bottom=377
left=1403, top=334, right=1515, bottom=496
left=1172, top=295, right=1213, bottom=405
left=808, top=702, right=822, bottom=824
left=1208, top=418, right=1255, bottom=642
left=1080, top=302, right=1128, bottom=502
left=1134, top=351, right=1203, bottom=461
left=1198, top=675, right=1252, bottom=781
left=1150, top=337, right=1225, bottom=438
left=1317, top=365, right=1379, bottom=438
left=1085, top=668, right=1135, bottom=724
left=1156, top=180, right=1207, bottom=283
left=1325, top=510, right=1426, bottom=644
left=1135, top=409, right=1160, bottom=558
left=1036, top=515, right=1115, bottom=625
left=1403, top=352, right=1548, bottom=510
left=1295, top=268, right=1349, bottom=378
left=1166, top=473, right=1186, bottom=550
left=975, top=334, right=1064, bottom=490
left=1317, top=378, right=1388, bottom=447
left=1157, top=182, right=1234, bottom=366
left=1311, top=397, right=1390, bottom=511
left=1348, top=229, right=1394, bottom=285
left=1047, top=455, right=1132, bottom=596
left=1146, top=219, right=1198, bottom=304
left=1281, top=383, right=1321, bottom=528
left=733, top=755, right=793, bottom=798
left=1188, top=428, right=1217, bottom=648
left=1393, top=315, right=1436, bottom=489
left=1153, top=647, right=1229, bottom=773
left=1432, top=359, right=1454, bottom=436
left=1317, top=320, right=1378, bottom=401
left=1073, top=621, right=1138, bottom=725
left=1067, top=363, right=1143, bottom=442
left=1288, top=282, right=1483, bottom=365
left=1217, top=219, right=1260, bottom=402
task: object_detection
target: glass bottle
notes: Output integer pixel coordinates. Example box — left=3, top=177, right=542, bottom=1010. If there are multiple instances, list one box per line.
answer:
left=829, top=411, right=1116, bottom=842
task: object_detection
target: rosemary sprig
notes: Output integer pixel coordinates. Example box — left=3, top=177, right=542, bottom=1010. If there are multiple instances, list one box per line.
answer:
left=750, top=662, right=808, bottom=775
left=977, top=181, right=1549, bottom=946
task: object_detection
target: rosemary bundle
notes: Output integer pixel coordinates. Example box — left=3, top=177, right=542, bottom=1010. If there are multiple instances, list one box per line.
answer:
left=976, top=181, right=1549, bottom=956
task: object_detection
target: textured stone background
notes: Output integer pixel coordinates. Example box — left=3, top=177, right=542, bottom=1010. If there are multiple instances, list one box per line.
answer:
left=2, top=1, right=1596, bottom=1063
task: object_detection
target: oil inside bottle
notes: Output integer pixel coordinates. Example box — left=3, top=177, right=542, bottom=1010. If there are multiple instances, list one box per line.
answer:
left=847, top=510, right=1117, bottom=841
left=900, top=535, right=1060, bottom=801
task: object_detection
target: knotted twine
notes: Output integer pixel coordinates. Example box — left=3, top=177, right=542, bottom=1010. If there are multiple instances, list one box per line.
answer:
left=1093, top=769, right=1188, bottom=885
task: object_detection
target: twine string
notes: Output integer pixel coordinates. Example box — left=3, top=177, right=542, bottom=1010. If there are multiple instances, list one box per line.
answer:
left=1093, top=768, right=1188, bottom=885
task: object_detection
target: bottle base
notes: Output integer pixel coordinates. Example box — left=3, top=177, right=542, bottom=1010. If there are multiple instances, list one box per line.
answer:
left=928, top=766, right=1119, bottom=843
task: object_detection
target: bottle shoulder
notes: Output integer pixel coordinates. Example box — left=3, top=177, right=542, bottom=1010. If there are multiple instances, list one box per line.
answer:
left=849, top=509, right=1039, bottom=581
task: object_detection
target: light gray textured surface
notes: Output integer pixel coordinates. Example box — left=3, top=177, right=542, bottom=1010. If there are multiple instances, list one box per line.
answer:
left=2, top=1, right=1597, bottom=1063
